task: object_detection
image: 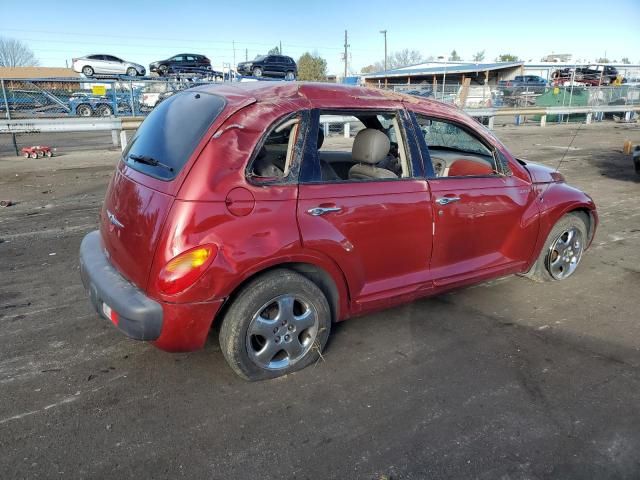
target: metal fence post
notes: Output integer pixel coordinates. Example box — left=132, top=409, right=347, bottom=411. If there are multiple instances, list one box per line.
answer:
left=120, top=130, right=128, bottom=152
left=1, top=79, right=10, bottom=120
left=112, top=81, right=118, bottom=116
left=129, top=80, right=135, bottom=117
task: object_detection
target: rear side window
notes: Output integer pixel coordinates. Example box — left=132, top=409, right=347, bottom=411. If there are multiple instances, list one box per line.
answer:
left=123, top=91, right=226, bottom=180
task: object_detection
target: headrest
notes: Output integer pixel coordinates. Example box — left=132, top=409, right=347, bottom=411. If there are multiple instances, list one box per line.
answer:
left=352, top=129, right=390, bottom=164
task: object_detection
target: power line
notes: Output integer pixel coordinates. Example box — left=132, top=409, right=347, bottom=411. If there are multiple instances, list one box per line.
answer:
left=3, top=28, right=364, bottom=52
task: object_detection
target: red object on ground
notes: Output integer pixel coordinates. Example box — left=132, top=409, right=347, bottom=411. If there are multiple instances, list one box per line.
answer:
left=20, top=145, right=54, bottom=159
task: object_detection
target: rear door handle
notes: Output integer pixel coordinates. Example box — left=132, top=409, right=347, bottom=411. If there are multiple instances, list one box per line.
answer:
left=307, top=206, right=342, bottom=216
left=436, top=197, right=461, bottom=205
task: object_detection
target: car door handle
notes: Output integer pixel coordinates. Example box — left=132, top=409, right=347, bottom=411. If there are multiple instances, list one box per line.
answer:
left=307, top=206, right=342, bottom=216
left=436, top=197, right=461, bottom=205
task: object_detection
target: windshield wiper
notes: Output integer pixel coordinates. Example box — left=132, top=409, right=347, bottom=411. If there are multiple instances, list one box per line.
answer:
left=128, top=154, right=174, bottom=172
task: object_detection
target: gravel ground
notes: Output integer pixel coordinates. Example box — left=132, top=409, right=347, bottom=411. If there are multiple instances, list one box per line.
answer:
left=0, top=122, right=639, bottom=479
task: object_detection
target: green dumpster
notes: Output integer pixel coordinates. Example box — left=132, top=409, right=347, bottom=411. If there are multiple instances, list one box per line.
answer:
left=534, top=87, right=589, bottom=123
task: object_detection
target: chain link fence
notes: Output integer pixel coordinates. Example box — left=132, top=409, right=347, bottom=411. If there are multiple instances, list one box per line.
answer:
left=384, top=81, right=640, bottom=111
left=0, top=77, right=230, bottom=120
left=2, top=75, right=639, bottom=156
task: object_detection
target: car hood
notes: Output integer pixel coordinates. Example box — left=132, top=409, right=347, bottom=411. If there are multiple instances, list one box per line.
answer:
left=520, top=160, right=563, bottom=184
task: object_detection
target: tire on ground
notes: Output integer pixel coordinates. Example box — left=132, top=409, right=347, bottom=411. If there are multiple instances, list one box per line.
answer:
left=219, top=269, right=331, bottom=381
left=523, top=212, right=588, bottom=282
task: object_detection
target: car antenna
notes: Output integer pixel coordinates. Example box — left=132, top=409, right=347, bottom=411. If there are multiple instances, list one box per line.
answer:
left=540, top=116, right=585, bottom=201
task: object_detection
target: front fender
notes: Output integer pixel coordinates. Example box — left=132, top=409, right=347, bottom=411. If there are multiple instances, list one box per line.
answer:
left=527, top=182, right=598, bottom=268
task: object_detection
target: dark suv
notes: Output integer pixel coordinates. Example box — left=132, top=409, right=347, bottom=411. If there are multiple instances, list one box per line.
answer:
left=150, top=53, right=212, bottom=76
left=237, top=55, right=297, bottom=80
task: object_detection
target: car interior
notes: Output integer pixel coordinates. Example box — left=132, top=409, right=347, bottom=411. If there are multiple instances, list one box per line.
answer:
left=415, top=116, right=498, bottom=177
left=249, top=111, right=411, bottom=182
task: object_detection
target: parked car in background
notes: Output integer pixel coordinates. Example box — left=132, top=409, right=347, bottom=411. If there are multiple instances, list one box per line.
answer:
left=499, top=75, right=548, bottom=93
left=72, top=55, right=146, bottom=77
left=237, top=55, right=297, bottom=80
left=149, top=54, right=212, bottom=76
left=79, top=82, right=598, bottom=381
left=575, top=65, right=619, bottom=84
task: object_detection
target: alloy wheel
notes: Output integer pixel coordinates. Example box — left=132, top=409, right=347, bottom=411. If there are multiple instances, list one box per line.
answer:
left=246, top=294, right=319, bottom=370
left=547, top=227, right=584, bottom=280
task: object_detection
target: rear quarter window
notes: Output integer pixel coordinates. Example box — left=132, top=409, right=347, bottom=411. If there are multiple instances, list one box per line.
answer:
left=123, top=91, right=226, bottom=181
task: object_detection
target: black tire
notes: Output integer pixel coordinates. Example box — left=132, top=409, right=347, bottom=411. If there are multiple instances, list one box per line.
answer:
left=29, top=152, right=37, bottom=159
left=159, top=65, right=169, bottom=76
left=126, top=67, right=137, bottom=77
left=96, top=104, right=113, bottom=116
left=82, top=65, right=94, bottom=77
left=219, top=269, right=332, bottom=381
left=252, top=67, right=263, bottom=78
left=523, top=212, right=588, bottom=282
left=285, top=71, right=295, bottom=81
left=76, top=104, right=92, bottom=117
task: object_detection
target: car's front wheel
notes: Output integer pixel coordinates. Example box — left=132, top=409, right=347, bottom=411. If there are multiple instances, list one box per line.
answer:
left=524, top=212, right=588, bottom=282
left=252, top=67, right=263, bottom=78
left=219, top=269, right=331, bottom=381
left=126, top=67, right=137, bottom=77
left=285, top=71, right=295, bottom=81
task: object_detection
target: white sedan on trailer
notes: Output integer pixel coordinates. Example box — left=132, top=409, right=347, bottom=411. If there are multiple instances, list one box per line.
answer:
left=72, top=54, right=146, bottom=77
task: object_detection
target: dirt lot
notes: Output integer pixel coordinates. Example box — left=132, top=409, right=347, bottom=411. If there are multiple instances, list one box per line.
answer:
left=1, top=123, right=639, bottom=479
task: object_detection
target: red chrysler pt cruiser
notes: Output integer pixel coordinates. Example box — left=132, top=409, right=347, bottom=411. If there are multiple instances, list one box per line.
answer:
left=80, top=82, right=597, bottom=380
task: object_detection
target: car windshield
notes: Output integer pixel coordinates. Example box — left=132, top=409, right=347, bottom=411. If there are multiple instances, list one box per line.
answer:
left=122, top=91, right=226, bottom=181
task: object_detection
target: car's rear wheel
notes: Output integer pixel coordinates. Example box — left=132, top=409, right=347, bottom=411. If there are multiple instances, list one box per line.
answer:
left=126, top=67, right=137, bottom=77
left=285, top=71, right=295, bottom=81
left=524, top=212, right=588, bottom=282
left=82, top=66, right=94, bottom=77
left=29, top=152, right=37, bottom=159
left=96, top=105, right=113, bottom=117
left=252, top=67, right=263, bottom=78
left=45, top=150, right=52, bottom=157
left=219, top=269, right=331, bottom=381
left=76, top=104, right=92, bottom=117
left=96, top=104, right=113, bottom=116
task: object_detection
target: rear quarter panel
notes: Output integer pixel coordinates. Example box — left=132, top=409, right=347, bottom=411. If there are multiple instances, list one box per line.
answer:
left=149, top=99, right=350, bottom=319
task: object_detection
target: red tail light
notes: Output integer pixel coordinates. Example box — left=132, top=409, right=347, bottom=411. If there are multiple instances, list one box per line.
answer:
left=157, top=244, right=218, bottom=295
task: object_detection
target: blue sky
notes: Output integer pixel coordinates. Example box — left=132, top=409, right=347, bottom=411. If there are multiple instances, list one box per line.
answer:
left=2, top=0, right=639, bottom=74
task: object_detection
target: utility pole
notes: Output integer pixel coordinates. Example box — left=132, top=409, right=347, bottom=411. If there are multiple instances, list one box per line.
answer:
left=245, top=48, right=248, bottom=61
left=380, top=30, right=387, bottom=72
left=343, top=30, right=350, bottom=78
left=232, top=40, right=236, bottom=67
left=279, top=40, right=282, bottom=55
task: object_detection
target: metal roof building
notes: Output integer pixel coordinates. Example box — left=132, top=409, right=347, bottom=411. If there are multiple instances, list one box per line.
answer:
left=362, top=61, right=524, bottom=87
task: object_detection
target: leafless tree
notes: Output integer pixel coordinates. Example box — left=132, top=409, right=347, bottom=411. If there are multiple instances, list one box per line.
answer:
left=0, top=37, right=39, bottom=67
left=472, top=50, right=486, bottom=62
left=361, top=49, right=423, bottom=73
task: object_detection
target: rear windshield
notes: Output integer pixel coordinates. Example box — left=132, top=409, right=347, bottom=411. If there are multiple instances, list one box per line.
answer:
left=123, top=91, right=226, bottom=180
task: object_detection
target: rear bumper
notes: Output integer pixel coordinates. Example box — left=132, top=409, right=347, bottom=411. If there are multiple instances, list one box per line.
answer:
left=80, top=230, right=163, bottom=341
left=79, top=231, right=224, bottom=351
